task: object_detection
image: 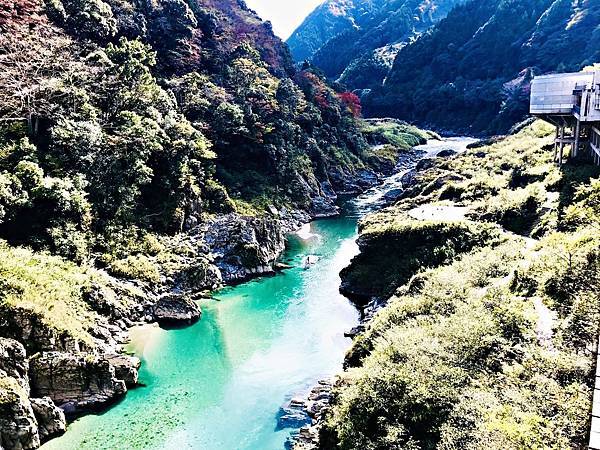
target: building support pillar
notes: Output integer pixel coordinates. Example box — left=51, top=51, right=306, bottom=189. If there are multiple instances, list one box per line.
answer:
left=554, top=126, right=559, bottom=162
left=559, top=126, right=565, bottom=166
left=574, top=120, right=581, bottom=158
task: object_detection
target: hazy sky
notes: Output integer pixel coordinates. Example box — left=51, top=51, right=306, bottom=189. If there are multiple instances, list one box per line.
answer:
left=245, top=0, right=324, bottom=40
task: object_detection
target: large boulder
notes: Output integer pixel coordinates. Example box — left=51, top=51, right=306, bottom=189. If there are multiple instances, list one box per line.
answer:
left=103, top=355, right=141, bottom=387
left=436, top=148, right=457, bottom=158
left=416, top=157, right=436, bottom=171
left=30, top=397, right=65, bottom=442
left=153, top=295, right=201, bottom=325
left=29, top=352, right=126, bottom=415
left=205, top=214, right=286, bottom=283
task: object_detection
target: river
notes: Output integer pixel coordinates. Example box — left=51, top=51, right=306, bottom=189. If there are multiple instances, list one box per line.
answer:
left=42, top=138, right=475, bottom=450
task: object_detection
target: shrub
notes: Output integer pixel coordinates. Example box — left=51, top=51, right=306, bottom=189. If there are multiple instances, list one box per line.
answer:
left=108, top=254, right=160, bottom=283
left=0, top=240, right=102, bottom=345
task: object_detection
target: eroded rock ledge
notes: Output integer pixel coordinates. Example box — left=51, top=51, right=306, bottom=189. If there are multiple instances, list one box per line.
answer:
left=0, top=338, right=66, bottom=450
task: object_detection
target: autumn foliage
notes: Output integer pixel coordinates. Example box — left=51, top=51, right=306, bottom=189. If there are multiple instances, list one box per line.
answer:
left=338, top=92, right=362, bottom=118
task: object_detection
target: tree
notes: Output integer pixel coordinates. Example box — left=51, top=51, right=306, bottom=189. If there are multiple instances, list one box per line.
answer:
left=0, top=30, right=77, bottom=135
left=339, top=92, right=362, bottom=118
left=45, top=0, right=117, bottom=40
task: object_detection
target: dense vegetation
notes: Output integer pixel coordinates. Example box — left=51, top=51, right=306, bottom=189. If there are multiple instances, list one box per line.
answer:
left=287, top=0, right=464, bottom=90
left=0, top=0, right=440, bottom=365
left=290, top=0, right=600, bottom=135
left=322, top=122, right=600, bottom=449
left=0, top=0, right=382, bottom=267
left=360, top=119, right=440, bottom=173
left=364, top=0, right=600, bottom=134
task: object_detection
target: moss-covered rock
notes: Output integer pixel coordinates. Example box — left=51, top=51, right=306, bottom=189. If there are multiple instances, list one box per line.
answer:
left=340, top=216, right=499, bottom=305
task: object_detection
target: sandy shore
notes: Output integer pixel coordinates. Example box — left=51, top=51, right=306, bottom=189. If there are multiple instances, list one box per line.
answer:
left=127, top=323, right=163, bottom=356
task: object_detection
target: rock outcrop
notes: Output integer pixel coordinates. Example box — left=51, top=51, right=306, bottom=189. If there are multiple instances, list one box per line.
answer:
left=0, top=305, right=81, bottom=355
left=0, top=384, right=39, bottom=450
left=287, top=379, right=335, bottom=450
left=205, top=214, right=286, bottom=283
left=103, top=355, right=141, bottom=387
left=0, top=339, right=37, bottom=450
left=0, top=339, right=66, bottom=449
left=0, top=339, right=28, bottom=391
left=152, top=295, right=201, bottom=325
left=30, top=398, right=66, bottom=442
left=29, top=352, right=127, bottom=415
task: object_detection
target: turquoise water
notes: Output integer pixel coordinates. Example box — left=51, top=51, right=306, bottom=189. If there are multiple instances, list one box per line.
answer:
left=43, top=214, right=362, bottom=450
left=42, top=139, right=474, bottom=450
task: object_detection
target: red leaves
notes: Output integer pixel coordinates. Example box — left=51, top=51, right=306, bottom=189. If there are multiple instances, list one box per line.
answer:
left=338, top=92, right=362, bottom=118
left=0, top=0, right=46, bottom=29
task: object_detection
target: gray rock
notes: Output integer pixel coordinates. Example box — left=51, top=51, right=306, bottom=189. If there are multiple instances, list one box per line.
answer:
left=0, top=339, right=40, bottom=450
left=383, top=188, right=404, bottom=203
left=416, top=158, right=436, bottom=171
left=29, top=352, right=127, bottom=413
left=0, top=306, right=77, bottom=354
left=400, top=170, right=417, bottom=188
left=319, top=181, right=337, bottom=200
left=30, top=397, right=66, bottom=442
left=0, top=387, right=39, bottom=450
left=288, top=379, right=336, bottom=450
left=153, top=295, right=201, bottom=325
left=356, top=169, right=380, bottom=188
left=103, top=355, right=141, bottom=387
left=0, top=339, right=28, bottom=391
left=0, top=339, right=66, bottom=449
left=277, top=407, right=311, bottom=430
left=310, top=196, right=339, bottom=218
left=177, top=259, right=222, bottom=292
left=436, top=148, right=457, bottom=158
left=205, top=214, right=286, bottom=283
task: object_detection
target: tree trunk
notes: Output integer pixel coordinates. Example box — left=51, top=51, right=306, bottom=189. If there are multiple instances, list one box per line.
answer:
left=27, top=112, right=33, bottom=136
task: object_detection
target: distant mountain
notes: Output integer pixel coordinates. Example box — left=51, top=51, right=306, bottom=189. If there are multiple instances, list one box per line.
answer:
left=364, top=0, right=600, bottom=134
left=286, top=0, right=377, bottom=63
left=286, top=0, right=466, bottom=89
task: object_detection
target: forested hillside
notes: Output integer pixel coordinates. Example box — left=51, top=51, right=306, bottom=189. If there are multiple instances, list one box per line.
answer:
left=0, top=1, right=433, bottom=447
left=0, top=0, right=380, bottom=260
left=290, top=0, right=600, bottom=135
left=287, top=0, right=464, bottom=90
left=364, top=0, right=600, bottom=134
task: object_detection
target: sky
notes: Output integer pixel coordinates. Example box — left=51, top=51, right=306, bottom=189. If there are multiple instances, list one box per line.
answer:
left=244, top=0, right=324, bottom=40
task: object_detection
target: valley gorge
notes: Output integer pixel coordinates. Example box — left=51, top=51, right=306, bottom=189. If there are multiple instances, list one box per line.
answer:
left=0, top=0, right=600, bottom=449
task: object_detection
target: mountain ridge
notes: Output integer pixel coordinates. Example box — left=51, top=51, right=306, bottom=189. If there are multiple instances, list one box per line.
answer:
left=287, top=0, right=466, bottom=89
left=365, top=0, right=600, bottom=134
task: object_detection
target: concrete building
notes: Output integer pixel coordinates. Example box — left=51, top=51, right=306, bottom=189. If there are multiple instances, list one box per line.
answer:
left=530, top=67, right=600, bottom=165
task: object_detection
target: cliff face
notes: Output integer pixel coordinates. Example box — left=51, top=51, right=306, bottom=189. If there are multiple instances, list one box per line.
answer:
left=364, top=0, right=600, bottom=134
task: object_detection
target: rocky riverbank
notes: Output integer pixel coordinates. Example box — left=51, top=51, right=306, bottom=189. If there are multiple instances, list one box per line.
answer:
left=286, top=138, right=480, bottom=450
left=0, top=147, right=405, bottom=449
